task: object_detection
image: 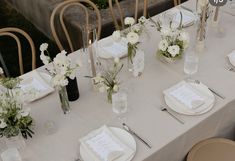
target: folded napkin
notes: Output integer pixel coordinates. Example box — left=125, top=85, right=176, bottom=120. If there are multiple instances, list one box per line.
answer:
left=164, top=81, right=205, bottom=109
left=174, top=8, right=195, bottom=27
left=19, top=70, right=54, bottom=102
left=1, top=148, right=22, bottom=161
left=80, top=125, right=134, bottom=161
left=228, top=50, right=235, bottom=67
left=100, top=38, right=128, bottom=59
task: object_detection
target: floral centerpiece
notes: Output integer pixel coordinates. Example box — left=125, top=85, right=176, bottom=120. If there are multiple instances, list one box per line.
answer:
left=40, top=43, right=81, bottom=114
left=90, top=58, right=123, bottom=103
left=0, top=68, right=34, bottom=149
left=151, top=16, right=189, bottom=62
left=112, top=16, right=147, bottom=71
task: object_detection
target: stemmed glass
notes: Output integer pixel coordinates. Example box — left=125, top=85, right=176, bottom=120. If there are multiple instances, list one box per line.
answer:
left=184, top=50, right=199, bottom=82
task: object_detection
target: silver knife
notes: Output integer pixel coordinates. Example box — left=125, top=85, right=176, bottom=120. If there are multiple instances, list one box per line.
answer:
left=122, top=123, right=152, bottom=149
left=161, top=107, right=185, bottom=124
left=208, top=87, right=225, bottom=100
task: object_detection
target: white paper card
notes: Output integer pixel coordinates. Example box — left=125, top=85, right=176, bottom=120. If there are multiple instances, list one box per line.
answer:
left=133, top=50, right=145, bottom=77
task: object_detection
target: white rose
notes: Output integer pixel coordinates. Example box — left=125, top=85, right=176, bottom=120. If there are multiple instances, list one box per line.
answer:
left=113, top=84, right=119, bottom=92
left=167, top=45, right=180, bottom=57
left=0, top=119, right=7, bottom=129
left=40, top=52, right=50, bottom=65
left=52, top=74, right=68, bottom=87
left=127, top=32, right=139, bottom=45
left=112, top=30, right=121, bottom=42
left=158, top=40, right=169, bottom=51
left=40, top=43, right=48, bottom=52
left=53, top=50, right=70, bottom=68
left=138, top=16, right=146, bottom=24
left=124, top=17, right=135, bottom=26
left=0, top=67, right=3, bottom=75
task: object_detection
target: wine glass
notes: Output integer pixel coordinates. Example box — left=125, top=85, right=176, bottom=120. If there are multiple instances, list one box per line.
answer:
left=184, top=50, right=199, bottom=82
left=112, top=91, right=128, bottom=121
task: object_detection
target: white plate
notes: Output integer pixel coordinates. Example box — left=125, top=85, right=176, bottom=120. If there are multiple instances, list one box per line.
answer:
left=228, top=50, right=235, bottom=67
left=98, top=37, right=128, bottom=59
left=80, top=127, right=136, bottom=161
left=165, top=82, right=215, bottom=115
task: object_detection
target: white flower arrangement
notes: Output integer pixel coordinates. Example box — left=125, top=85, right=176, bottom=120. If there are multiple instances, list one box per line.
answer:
left=151, top=16, right=189, bottom=59
left=39, top=43, right=81, bottom=87
left=112, top=16, right=147, bottom=64
left=90, top=58, right=123, bottom=103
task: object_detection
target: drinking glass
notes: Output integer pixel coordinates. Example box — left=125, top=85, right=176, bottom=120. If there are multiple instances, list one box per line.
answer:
left=112, top=92, right=128, bottom=120
left=184, top=51, right=199, bottom=81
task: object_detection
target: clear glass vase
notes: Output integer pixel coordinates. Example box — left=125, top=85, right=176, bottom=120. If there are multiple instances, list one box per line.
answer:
left=5, top=135, right=26, bottom=151
left=58, top=86, right=70, bottom=114
left=107, top=89, right=115, bottom=104
left=127, top=44, right=136, bottom=72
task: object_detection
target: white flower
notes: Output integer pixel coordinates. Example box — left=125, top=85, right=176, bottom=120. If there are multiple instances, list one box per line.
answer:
left=40, top=52, right=50, bottom=65
left=68, top=69, right=77, bottom=80
left=114, top=57, right=120, bottom=64
left=0, top=67, right=3, bottom=75
left=52, top=74, right=68, bottom=87
left=127, top=32, right=139, bottom=45
left=124, top=17, right=135, bottom=26
left=138, top=16, right=146, bottom=24
left=21, top=107, right=31, bottom=117
left=112, top=30, right=121, bottom=42
left=167, top=45, right=180, bottom=57
left=178, top=31, right=190, bottom=48
left=0, top=119, right=7, bottom=129
left=158, top=40, right=169, bottom=51
left=113, top=84, right=119, bottom=92
left=53, top=50, right=70, bottom=68
left=40, top=43, right=48, bottom=52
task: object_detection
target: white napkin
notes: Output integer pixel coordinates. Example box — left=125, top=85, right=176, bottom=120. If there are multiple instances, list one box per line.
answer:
left=174, top=8, right=195, bottom=27
left=100, top=38, right=128, bottom=58
left=164, top=81, right=205, bottom=109
left=1, top=148, right=22, bottom=161
left=19, top=70, right=54, bottom=102
left=228, top=50, right=235, bottom=67
left=80, top=125, right=134, bottom=161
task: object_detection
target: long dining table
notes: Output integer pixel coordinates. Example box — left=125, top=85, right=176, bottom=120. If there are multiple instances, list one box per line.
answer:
left=18, top=0, right=235, bottom=161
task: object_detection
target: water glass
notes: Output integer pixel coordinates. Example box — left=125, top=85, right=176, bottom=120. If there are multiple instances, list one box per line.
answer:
left=184, top=51, right=199, bottom=79
left=112, top=92, right=128, bottom=120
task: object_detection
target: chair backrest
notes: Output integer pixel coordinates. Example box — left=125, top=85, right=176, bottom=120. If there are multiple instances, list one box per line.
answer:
left=187, top=138, right=235, bottom=161
left=50, top=0, right=101, bottom=52
left=0, top=27, right=36, bottom=75
left=173, top=0, right=181, bottom=6
left=109, top=0, right=148, bottom=30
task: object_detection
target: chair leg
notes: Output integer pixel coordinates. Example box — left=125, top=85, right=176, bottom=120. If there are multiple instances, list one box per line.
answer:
left=0, top=51, right=10, bottom=77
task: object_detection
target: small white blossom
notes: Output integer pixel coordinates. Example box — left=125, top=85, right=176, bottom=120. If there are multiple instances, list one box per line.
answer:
left=68, top=69, right=77, bottom=80
left=127, top=32, right=139, bottom=45
left=53, top=50, right=70, bottom=68
left=138, top=16, right=147, bottom=24
left=112, top=30, right=121, bottom=42
left=160, top=27, right=172, bottom=37
left=0, top=67, right=3, bottom=75
left=158, top=40, right=169, bottom=51
left=52, top=74, right=68, bottom=87
left=124, top=17, right=135, bottom=26
left=40, top=52, right=50, bottom=65
left=114, top=57, right=120, bottom=64
left=40, top=43, right=48, bottom=52
left=167, top=45, right=180, bottom=57
left=113, top=84, right=119, bottom=92
left=0, top=119, right=7, bottom=129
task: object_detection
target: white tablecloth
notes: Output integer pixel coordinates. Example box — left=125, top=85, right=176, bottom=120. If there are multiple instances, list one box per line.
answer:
left=11, top=1, right=235, bottom=161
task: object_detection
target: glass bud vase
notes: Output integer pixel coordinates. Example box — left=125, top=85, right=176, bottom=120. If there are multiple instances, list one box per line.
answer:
left=58, top=86, right=70, bottom=114
left=5, top=135, right=26, bottom=151
left=107, top=89, right=116, bottom=104
left=127, top=44, right=137, bottom=72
